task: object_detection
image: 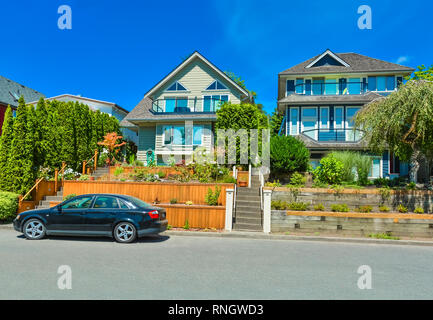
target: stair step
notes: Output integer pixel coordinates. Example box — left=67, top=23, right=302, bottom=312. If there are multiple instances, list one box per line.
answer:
left=44, top=196, right=63, bottom=201
left=235, top=217, right=262, bottom=224
left=233, top=223, right=263, bottom=231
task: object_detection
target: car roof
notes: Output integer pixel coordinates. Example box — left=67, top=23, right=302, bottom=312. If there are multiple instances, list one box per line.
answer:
left=75, top=194, right=132, bottom=200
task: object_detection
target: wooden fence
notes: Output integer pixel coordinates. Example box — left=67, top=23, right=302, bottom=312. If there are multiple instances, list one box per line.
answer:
left=63, top=180, right=234, bottom=206
left=18, top=180, right=59, bottom=213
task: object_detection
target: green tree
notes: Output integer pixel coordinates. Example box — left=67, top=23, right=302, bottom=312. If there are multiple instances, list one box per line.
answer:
left=216, top=102, right=268, bottom=166
left=355, top=80, right=433, bottom=183
left=270, top=135, right=310, bottom=176
left=0, top=106, right=14, bottom=191
left=9, top=97, right=35, bottom=194
left=269, top=107, right=284, bottom=136
left=224, top=71, right=257, bottom=102
left=405, top=65, right=433, bottom=81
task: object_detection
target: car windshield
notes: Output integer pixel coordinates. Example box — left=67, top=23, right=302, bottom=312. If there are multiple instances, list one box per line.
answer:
left=123, top=196, right=153, bottom=209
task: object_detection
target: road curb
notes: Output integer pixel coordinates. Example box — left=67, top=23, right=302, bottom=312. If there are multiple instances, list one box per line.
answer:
left=0, top=223, right=13, bottom=230
left=163, top=230, right=433, bottom=247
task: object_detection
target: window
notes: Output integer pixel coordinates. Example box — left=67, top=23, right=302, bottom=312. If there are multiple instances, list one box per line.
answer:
left=295, top=78, right=304, bottom=94
left=290, top=108, right=298, bottom=135
left=193, top=126, right=202, bottom=145
left=165, top=97, right=189, bottom=112
left=93, top=196, right=120, bottom=209
left=286, top=80, right=295, bottom=95
left=205, top=80, right=227, bottom=90
left=367, top=76, right=376, bottom=91
left=325, top=79, right=337, bottom=95
left=166, top=81, right=187, bottom=91
left=348, top=78, right=361, bottom=94
left=377, top=76, right=386, bottom=91
left=397, top=76, right=403, bottom=88
left=119, top=199, right=130, bottom=209
left=312, top=78, right=324, bottom=95
left=163, top=125, right=185, bottom=145
left=334, top=107, right=344, bottom=129
left=386, top=76, right=395, bottom=91
left=203, top=95, right=228, bottom=112
left=301, top=107, right=318, bottom=139
left=305, top=80, right=312, bottom=95
left=62, top=196, right=93, bottom=209
left=339, top=78, right=348, bottom=94
left=320, top=107, right=329, bottom=128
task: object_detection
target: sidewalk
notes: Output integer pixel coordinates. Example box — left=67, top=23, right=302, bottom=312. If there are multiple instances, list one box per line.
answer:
left=3, top=222, right=433, bottom=247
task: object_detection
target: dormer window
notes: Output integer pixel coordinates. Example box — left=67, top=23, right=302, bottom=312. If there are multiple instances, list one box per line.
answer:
left=166, top=81, right=188, bottom=91
left=205, top=80, right=227, bottom=91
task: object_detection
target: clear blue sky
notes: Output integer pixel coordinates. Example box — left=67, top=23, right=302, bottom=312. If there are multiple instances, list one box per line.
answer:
left=0, top=0, right=431, bottom=114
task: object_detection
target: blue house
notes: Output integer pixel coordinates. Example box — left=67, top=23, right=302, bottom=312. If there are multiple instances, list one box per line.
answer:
left=277, top=49, right=414, bottom=179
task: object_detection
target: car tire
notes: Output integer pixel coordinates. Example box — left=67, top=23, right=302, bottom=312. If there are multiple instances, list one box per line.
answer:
left=113, top=222, right=137, bottom=243
left=23, top=219, right=46, bottom=240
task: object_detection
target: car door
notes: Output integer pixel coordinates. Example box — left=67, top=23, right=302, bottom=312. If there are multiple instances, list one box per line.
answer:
left=48, top=196, right=94, bottom=232
left=84, top=196, right=122, bottom=235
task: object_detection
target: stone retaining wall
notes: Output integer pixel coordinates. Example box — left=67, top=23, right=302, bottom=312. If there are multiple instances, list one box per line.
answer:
left=272, top=210, right=433, bottom=237
left=270, top=188, right=433, bottom=213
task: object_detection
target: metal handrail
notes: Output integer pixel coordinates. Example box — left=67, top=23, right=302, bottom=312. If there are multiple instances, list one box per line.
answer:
left=301, top=128, right=365, bottom=143
left=151, top=97, right=228, bottom=113
left=291, top=81, right=367, bottom=95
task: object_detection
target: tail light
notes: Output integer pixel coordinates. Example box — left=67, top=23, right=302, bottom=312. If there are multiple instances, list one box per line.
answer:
left=148, top=210, right=159, bottom=219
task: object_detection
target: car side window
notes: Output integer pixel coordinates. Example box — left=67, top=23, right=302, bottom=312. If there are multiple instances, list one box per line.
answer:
left=118, top=199, right=129, bottom=209
left=62, top=197, right=93, bottom=209
left=93, top=196, right=120, bottom=209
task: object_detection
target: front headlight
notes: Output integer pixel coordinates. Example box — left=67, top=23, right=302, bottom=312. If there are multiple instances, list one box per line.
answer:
left=16, top=215, right=20, bottom=220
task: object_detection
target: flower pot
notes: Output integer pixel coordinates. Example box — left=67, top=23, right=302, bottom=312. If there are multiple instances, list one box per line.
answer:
left=239, top=181, right=247, bottom=187
left=90, top=176, right=95, bottom=181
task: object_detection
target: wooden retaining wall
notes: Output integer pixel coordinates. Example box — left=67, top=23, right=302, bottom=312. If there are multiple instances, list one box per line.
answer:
left=63, top=181, right=233, bottom=206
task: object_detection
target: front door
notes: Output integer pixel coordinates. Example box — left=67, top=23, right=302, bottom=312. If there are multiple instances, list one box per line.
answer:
left=48, top=196, right=94, bottom=231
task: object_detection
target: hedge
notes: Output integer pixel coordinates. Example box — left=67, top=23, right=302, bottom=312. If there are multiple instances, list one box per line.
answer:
left=0, top=191, right=19, bottom=222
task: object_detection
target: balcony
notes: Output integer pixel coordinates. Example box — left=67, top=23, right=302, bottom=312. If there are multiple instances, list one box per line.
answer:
left=300, top=128, right=365, bottom=143
left=151, top=97, right=227, bottom=114
left=292, top=81, right=367, bottom=96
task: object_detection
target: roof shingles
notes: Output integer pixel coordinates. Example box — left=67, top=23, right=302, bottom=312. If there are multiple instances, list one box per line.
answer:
left=0, top=75, right=44, bottom=107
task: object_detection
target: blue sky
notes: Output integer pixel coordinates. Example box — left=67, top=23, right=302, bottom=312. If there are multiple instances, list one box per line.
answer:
left=0, top=0, right=431, bottom=114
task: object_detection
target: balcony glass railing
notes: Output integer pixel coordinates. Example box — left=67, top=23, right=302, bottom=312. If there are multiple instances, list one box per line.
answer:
left=301, top=128, right=364, bottom=143
left=292, top=81, right=367, bottom=96
left=151, top=97, right=227, bottom=113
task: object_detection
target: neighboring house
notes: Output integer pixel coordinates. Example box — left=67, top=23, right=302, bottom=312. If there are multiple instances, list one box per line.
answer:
left=120, top=51, right=250, bottom=165
left=278, top=49, right=414, bottom=179
left=29, top=94, right=138, bottom=145
left=0, top=75, right=44, bottom=134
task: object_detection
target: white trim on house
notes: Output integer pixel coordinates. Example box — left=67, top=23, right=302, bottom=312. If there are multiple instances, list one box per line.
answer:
left=305, top=49, right=351, bottom=69
left=143, top=52, right=250, bottom=99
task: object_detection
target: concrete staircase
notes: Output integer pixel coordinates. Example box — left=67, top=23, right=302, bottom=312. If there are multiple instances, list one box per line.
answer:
left=35, top=188, right=64, bottom=210
left=233, top=175, right=262, bottom=232
left=91, top=166, right=110, bottom=180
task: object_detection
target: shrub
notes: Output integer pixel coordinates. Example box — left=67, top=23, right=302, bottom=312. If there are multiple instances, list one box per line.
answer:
left=368, top=233, right=399, bottom=240
left=313, top=203, right=325, bottom=211
left=374, top=178, right=390, bottom=187
left=157, top=170, right=166, bottom=179
left=313, top=155, right=345, bottom=185
left=183, top=219, right=190, bottom=230
left=406, top=182, right=416, bottom=190
left=356, top=205, right=373, bottom=213
left=379, top=205, right=390, bottom=212
left=271, top=200, right=287, bottom=210
left=265, top=180, right=282, bottom=187
left=379, top=186, right=391, bottom=204
left=222, top=176, right=237, bottom=184
left=328, top=151, right=372, bottom=185
left=312, top=179, right=328, bottom=188
left=287, top=202, right=309, bottom=211
left=78, top=174, right=90, bottom=181
left=414, top=207, right=424, bottom=214
left=170, top=198, right=177, bottom=204
left=331, top=204, right=349, bottom=212
left=290, top=172, right=306, bottom=187
left=205, top=186, right=221, bottom=206
left=397, top=204, right=408, bottom=213
left=63, top=194, right=76, bottom=201
left=0, top=191, right=19, bottom=222
left=270, top=135, right=310, bottom=175
left=185, top=201, right=193, bottom=205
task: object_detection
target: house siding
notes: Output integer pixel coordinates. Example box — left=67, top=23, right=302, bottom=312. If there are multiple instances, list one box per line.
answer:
left=151, top=59, right=242, bottom=111
left=137, top=126, right=156, bottom=162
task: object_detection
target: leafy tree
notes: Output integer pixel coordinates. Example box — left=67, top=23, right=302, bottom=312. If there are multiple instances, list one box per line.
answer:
left=312, top=155, right=345, bottom=185
left=405, top=65, right=433, bottom=81
left=354, top=80, right=433, bottom=183
left=97, top=132, right=126, bottom=164
left=270, top=135, right=310, bottom=176
left=216, top=102, right=268, bottom=165
left=224, top=71, right=257, bottom=102
left=9, top=97, right=35, bottom=194
left=269, top=107, right=284, bottom=136
left=0, top=106, right=14, bottom=191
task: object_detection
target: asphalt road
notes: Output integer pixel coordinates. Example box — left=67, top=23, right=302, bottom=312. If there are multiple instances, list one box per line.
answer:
left=1, top=229, right=433, bottom=299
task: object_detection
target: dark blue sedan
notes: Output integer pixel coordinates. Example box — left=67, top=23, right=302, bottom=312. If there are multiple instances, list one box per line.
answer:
left=13, top=194, right=168, bottom=243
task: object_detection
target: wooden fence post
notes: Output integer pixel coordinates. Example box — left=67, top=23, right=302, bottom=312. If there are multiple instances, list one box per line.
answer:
left=82, top=161, right=86, bottom=175
left=94, top=150, right=98, bottom=172
left=54, top=169, right=58, bottom=191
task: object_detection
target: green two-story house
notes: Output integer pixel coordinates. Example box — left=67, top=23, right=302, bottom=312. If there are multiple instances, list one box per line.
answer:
left=120, top=51, right=250, bottom=165
left=278, top=49, right=414, bottom=179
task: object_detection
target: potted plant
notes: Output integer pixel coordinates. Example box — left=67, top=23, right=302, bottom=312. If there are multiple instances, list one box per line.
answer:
left=238, top=176, right=248, bottom=187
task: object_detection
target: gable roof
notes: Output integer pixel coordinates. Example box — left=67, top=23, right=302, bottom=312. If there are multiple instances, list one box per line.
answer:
left=143, top=51, right=250, bottom=98
left=29, top=94, right=129, bottom=115
left=0, top=75, right=44, bottom=108
left=280, top=50, right=414, bottom=75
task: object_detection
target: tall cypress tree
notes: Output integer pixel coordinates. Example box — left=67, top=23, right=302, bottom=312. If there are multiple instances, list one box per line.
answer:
left=0, top=106, right=14, bottom=191
left=35, top=97, right=52, bottom=167
left=9, top=97, right=35, bottom=195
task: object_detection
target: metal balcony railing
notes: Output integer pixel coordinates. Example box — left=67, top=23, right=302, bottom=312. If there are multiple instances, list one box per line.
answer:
left=291, top=81, right=367, bottom=96
left=301, top=128, right=365, bottom=143
left=151, top=97, right=227, bottom=113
